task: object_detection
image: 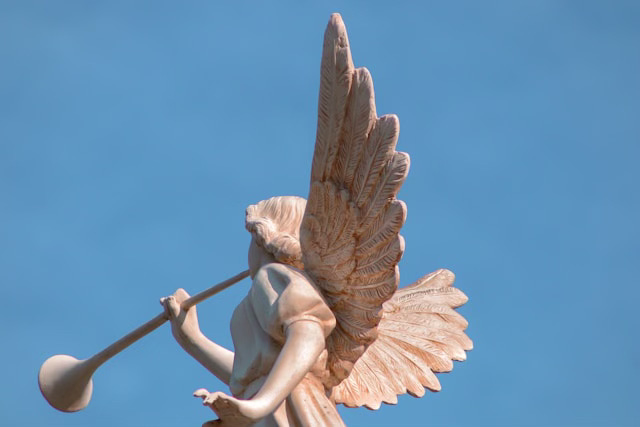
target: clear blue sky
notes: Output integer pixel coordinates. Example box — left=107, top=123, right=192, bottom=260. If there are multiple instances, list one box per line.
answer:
left=2, top=1, right=639, bottom=426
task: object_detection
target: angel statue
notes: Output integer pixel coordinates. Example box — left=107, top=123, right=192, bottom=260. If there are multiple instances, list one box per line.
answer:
left=161, top=14, right=472, bottom=427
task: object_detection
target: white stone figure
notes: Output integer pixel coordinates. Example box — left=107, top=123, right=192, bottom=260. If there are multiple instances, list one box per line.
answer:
left=161, top=13, right=472, bottom=427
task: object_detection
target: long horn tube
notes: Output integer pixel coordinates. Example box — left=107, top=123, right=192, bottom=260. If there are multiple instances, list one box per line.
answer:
left=38, top=269, right=250, bottom=413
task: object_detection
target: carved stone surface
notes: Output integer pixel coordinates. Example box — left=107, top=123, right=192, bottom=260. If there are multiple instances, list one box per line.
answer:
left=38, top=13, right=472, bottom=427
left=162, top=13, right=472, bottom=426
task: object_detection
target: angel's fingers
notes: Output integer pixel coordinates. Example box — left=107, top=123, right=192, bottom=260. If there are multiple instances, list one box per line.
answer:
left=159, top=297, right=171, bottom=318
left=173, top=288, right=191, bottom=302
left=193, top=388, right=210, bottom=399
left=162, top=296, right=181, bottom=318
left=203, top=392, right=221, bottom=406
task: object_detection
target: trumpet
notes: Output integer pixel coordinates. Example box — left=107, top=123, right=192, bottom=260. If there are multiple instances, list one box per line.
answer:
left=38, top=269, right=250, bottom=412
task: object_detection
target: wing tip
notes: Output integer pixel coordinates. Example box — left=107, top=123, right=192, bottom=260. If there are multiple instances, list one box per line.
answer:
left=425, top=268, right=456, bottom=287
left=329, top=12, right=343, bottom=24
left=465, top=338, right=474, bottom=351
left=325, top=13, right=348, bottom=45
left=396, top=150, right=410, bottom=170
left=379, top=113, right=400, bottom=132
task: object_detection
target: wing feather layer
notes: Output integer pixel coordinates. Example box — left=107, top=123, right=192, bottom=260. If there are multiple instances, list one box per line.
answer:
left=331, top=269, right=472, bottom=408
left=301, top=14, right=409, bottom=386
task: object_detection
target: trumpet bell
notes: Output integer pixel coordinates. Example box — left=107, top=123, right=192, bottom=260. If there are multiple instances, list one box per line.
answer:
left=38, top=354, right=95, bottom=412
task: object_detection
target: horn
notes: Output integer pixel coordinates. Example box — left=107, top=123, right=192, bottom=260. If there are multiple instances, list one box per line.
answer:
left=38, top=269, right=250, bottom=412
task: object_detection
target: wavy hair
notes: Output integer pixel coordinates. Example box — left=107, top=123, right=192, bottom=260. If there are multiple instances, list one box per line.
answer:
left=245, top=196, right=306, bottom=269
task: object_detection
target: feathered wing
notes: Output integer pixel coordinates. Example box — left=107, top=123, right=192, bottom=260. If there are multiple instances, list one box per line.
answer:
left=300, top=13, right=410, bottom=387
left=331, top=269, right=473, bottom=409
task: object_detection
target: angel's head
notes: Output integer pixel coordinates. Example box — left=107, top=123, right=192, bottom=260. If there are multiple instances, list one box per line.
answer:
left=245, top=196, right=306, bottom=272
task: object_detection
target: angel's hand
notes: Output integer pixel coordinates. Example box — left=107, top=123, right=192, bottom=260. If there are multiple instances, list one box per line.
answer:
left=160, top=289, right=201, bottom=348
left=194, top=389, right=268, bottom=427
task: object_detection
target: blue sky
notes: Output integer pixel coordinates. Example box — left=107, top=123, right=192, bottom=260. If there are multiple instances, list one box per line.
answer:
left=2, top=1, right=639, bottom=426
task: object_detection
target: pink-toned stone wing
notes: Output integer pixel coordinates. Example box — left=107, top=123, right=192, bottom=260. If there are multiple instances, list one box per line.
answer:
left=300, top=13, right=410, bottom=387
left=331, top=269, right=473, bottom=409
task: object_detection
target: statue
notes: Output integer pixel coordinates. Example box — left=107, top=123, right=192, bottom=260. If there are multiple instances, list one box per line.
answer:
left=38, top=13, right=471, bottom=427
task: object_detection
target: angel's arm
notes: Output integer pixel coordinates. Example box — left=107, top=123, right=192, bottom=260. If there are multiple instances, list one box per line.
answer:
left=194, top=319, right=325, bottom=424
left=163, top=289, right=234, bottom=385
left=249, top=319, right=325, bottom=414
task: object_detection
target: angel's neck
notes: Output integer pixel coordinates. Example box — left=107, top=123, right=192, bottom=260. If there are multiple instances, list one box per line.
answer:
left=248, top=239, right=276, bottom=279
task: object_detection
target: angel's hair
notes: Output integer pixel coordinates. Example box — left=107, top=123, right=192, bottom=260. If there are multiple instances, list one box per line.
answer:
left=245, top=196, right=306, bottom=269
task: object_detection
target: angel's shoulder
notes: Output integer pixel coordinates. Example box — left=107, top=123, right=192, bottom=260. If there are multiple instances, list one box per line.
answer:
left=252, top=263, right=329, bottom=313
left=254, top=262, right=313, bottom=293
left=251, top=263, right=335, bottom=341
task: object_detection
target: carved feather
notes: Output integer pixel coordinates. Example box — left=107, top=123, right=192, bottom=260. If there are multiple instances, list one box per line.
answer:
left=311, top=14, right=354, bottom=183
left=395, top=268, right=456, bottom=294
left=393, top=286, right=469, bottom=308
left=354, top=235, right=404, bottom=278
left=375, top=340, right=428, bottom=397
left=346, top=268, right=398, bottom=304
left=379, top=337, right=441, bottom=391
left=352, top=115, right=399, bottom=208
left=329, top=326, right=367, bottom=359
left=333, top=67, right=376, bottom=186
left=359, top=151, right=410, bottom=224
left=389, top=303, right=469, bottom=329
left=381, top=318, right=473, bottom=351
left=356, top=200, right=407, bottom=256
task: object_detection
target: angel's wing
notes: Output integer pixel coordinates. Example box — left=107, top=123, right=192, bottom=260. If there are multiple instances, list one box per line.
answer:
left=331, top=269, right=473, bottom=409
left=300, top=14, right=409, bottom=386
